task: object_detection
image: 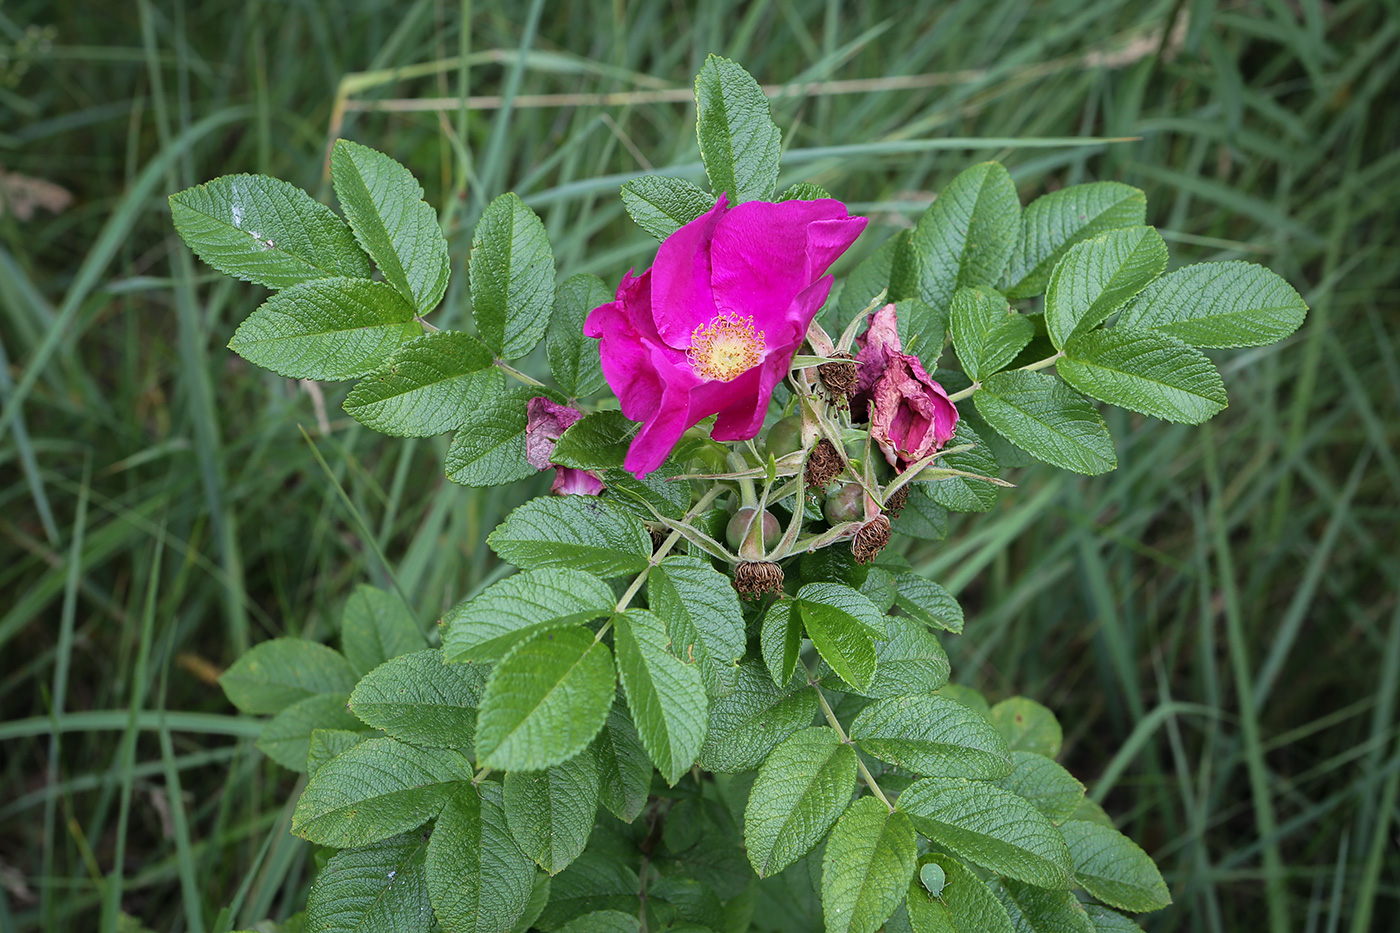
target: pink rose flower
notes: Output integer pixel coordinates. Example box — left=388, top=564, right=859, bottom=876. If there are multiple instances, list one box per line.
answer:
left=855, top=304, right=958, bottom=470
left=585, top=195, right=867, bottom=475
left=525, top=397, right=604, bottom=496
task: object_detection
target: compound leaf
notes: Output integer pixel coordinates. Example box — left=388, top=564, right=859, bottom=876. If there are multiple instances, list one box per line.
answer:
left=471, top=192, right=555, bottom=360
left=974, top=371, right=1115, bottom=475
left=745, top=727, right=858, bottom=878
left=1059, top=328, right=1226, bottom=424
left=694, top=55, right=782, bottom=202
left=1005, top=182, right=1147, bottom=299
left=344, top=331, right=501, bottom=437
left=909, top=162, right=1020, bottom=315
left=614, top=609, right=709, bottom=785
left=821, top=796, right=918, bottom=933
left=441, top=568, right=617, bottom=663
left=487, top=497, right=651, bottom=578
left=649, top=556, right=746, bottom=697
left=1116, top=260, right=1307, bottom=348
left=1044, top=227, right=1166, bottom=349
left=348, top=649, right=488, bottom=749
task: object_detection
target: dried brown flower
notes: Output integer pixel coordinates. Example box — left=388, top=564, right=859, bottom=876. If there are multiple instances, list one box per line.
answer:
left=851, top=515, right=891, bottom=564
left=733, top=561, right=785, bottom=599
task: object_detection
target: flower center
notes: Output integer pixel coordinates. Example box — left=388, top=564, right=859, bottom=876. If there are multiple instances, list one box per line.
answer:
left=688, top=311, right=766, bottom=382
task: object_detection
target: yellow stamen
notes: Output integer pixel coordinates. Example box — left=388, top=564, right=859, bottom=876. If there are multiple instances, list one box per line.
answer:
left=688, top=311, right=766, bottom=382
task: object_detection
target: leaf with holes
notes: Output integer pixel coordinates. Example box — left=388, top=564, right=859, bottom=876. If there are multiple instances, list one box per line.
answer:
left=475, top=625, right=616, bottom=772
left=169, top=173, right=371, bottom=288
left=331, top=139, right=449, bottom=313
left=745, top=727, right=858, bottom=878
left=973, top=371, right=1115, bottom=475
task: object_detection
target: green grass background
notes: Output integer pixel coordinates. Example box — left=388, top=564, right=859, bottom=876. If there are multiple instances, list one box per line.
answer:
left=1, top=1, right=1396, bottom=930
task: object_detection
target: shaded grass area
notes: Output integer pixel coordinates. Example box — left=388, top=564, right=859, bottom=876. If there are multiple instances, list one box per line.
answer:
left=0, top=1, right=1396, bottom=931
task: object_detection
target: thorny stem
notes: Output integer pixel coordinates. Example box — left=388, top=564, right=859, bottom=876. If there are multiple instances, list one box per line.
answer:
left=808, top=666, right=893, bottom=811
left=496, top=359, right=545, bottom=387
left=944, top=350, right=1064, bottom=402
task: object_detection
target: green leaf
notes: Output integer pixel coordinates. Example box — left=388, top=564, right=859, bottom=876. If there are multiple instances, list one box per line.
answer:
left=427, top=783, right=537, bottom=933
left=614, top=609, right=709, bottom=785
left=850, top=694, right=1011, bottom=779
left=348, top=649, right=488, bottom=748
left=892, top=575, right=964, bottom=634
left=797, top=583, right=886, bottom=638
left=698, top=661, right=818, bottom=772
left=834, top=233, right=900, bottom=330
left=590, top=703, right=654, bottom=823
left=949, top=287, right=1033, bottom=382
left=441, top=568, right=617, bottom=663
left=1058, top=821, right=1171, bottom=913
left=487, top=497, right=651, bottom=578
left=650, top=875, right=725, bottom=930
left=476, top=625, right=616, bottom=772
left=893, top=298, right=949, bottom=370
left=470, top=192, right=555, bottom=360
left=905, top=853, right=1015, bottom=933
left=219, top=638, right=357, bottom=715
left=344, top=331, right=502, bottom=437
left=987, top=879, right=1094, bottom=933
left=897, top=778, right=1075, bottom=888
left=973, top=371, right=1116, bottom=475
left=228, top=278, right=419, bottom=380
left=330, top=139, right=450, bottom=314
left=535, top=854, right=640, bottom=930
left=503, top=747, right=600, bottom=874
left=935, top=684, right=991, bottom=720
left=1059, top=328, right=1227, bottom=424
left=291, top=737, right=472, bottom=847
left=307, top=729, right=371, bottom=777
left=867, top=616, right=951, bottom=699
left=1115, top=260, right=1307, bottom=348
left=649, top=556, right=746, bottom=697
left=513, top=873, right=553, bottom=933
left=989, top=698, right=1064, bottom=758
left=555, top=911, right=640, bottom=933
left=620, top=175, right=716, bottom=240
left=923, top=422, right=1001, bottom=514
left=305, top=833, right=432, bottom=933
left=444, top=387, right=538, bottom=488
left=1005, top=183, right=1147, bottom=300
left=996, top=752, right=1085, bottom=824
left=745, top=727, right=858, bottom=877
left=601, top=460, right=690, bottom=521
left=694, top=55, right=782, bottom=202
left=1044, top=227, right=1167, bottom=351
left=257, top=693, right=362, bottom=772
left=1083, top=905, right=1144, bottom=932
left=908, top=163, right=1020, bottom=315
left=169, top=173, right=371, bottom=288
left=821, top=796, right=917, bottom=933
left=890, top=486, right=948, bottom=541
left=548, top=274, right=610, bottom=398
left=341, top=584, right=427, bottom=676
left=551, top=410, right=635, bottom=471
left=760, top=600, right=804, bottom=688
left=778, top=182, right=832, bottom=202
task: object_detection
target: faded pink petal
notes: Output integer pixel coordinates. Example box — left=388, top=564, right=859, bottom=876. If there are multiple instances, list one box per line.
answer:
left=869, top=352, right=959, bottom=470
left=525, top=396, right=603, bottom=495
left=586, top=197, right=867, bottom=475
left=854, top=303, right=902, bottom=408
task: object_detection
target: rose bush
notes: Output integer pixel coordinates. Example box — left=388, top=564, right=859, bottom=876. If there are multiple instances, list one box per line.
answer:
left=585, top=194, right=866, bottom=475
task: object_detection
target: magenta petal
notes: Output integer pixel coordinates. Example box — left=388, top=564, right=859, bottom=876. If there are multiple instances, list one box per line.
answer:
left=552, top=467, right=604, bottom=496
left=649, top=195, right=728, bottom=348
left=869, top=351, right=959, bottom=468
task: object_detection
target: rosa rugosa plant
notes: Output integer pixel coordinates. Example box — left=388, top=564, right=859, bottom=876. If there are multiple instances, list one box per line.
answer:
left=172, top=55, right=1307, bottom=933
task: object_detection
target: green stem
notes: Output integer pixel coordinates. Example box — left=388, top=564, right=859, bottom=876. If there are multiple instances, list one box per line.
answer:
left=809, top=668, right=892, bottom=811
left=945, top=351, right=1064, bottom=402
left=496, top=360, right=545, bottom=387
